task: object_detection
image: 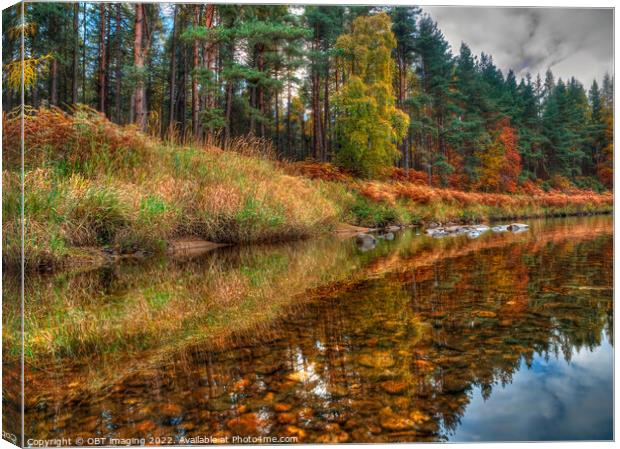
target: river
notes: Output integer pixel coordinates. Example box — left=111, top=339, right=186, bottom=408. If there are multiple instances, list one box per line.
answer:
left=3, top=216, right=613, bottom=443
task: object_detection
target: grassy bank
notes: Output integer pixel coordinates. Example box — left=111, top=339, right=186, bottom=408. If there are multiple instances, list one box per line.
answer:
left=285, top=161, right=613, bottom=228
left=3, top=107, right=338, bottom=270
left=2, top=108, right=613, bottom=270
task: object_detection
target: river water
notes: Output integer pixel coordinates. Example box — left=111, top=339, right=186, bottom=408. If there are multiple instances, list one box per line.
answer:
left=3, top=216, right=613, bottom=443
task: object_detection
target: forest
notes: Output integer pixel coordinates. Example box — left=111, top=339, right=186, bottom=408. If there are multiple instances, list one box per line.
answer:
left=3, top=2, right=613, bottom=190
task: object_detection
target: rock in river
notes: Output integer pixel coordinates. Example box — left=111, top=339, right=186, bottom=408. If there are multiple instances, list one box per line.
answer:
left=380, top=380, right=407, bottom=395
left=226, top=413, right=262, bottom=434
left=379, top=407, right=416, bottom=431
left=356, top=233, right=377, bottom=251
left=508, top=223, right=529, bottom=232
left=358, top=351, right=396, bottom=369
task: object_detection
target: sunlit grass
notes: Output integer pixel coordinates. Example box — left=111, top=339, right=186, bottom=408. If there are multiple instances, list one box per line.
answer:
left=2, top=107, right=338, bottom=270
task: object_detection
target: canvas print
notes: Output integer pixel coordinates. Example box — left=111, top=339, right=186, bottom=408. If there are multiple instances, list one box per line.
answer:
left=1, top=1, right=614, bottom=446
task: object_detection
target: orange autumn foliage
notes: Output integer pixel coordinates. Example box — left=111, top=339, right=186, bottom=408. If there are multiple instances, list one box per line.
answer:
left=282, top=161, right=353, bottom=183
left=356, top=179, right=612, bottom=210
left=476, top=120, right=521, bottom=193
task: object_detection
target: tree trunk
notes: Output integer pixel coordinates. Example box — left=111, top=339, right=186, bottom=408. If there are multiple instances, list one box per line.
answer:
left=133, top=4, right=146, bottom=129
left=274, top=74, right=280, bottom=153
left=72, top=2, right=79, bottom=104
left=192, top=5, right=200, bottom=139
left=256, top=45, right=266, bottom=138
left=82, top=2, right=87, bottom=103
left=323, top=64, right=329, bottom=161
left=168, top=5, right=178, bottom=133
left=50, top=58, right=58, bottom=106
left=204, top=4, right=215, bottom=108
left=180, top=44, right=187, bottom=137
left=114, top=3, right=122, bottom=123
left=98, top=3, right=107, bottom=113
left=225, top=80, right=233, bottom=144
left=397, top=52, right=409, bottom=175
left=105, top=9, right=112, bottom=117
left=286, top=77, right=292, bottom=157
left=311, top=70, right=323, bottom=161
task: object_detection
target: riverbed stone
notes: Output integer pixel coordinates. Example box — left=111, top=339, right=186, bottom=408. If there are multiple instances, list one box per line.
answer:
left=380, top=380, right=407, bottom=395
left=508, top=223, right=529, bottom=231
left=284, top=426, right=306, bottom=441
left=316, top=424, right=350, bottom=443
left=135, top=420, right=157, bottom=433
left=328, top=384, right=349, bottom=398
left=274, top=403, right=292, bottom=412
left=286, top=370, right=312, bottom=383
left=297, top=407, right=314, bottom=421
left=160, top=403, right=183, bottom=416
left=277, top=412, right=297, bottom=425
left=474, top=310, right=497, bottom=318
left=356, top=233, right=377, bottom=251
left=379, top=407, right=416, bottom=431
left=358, top=351, right=396, bottom=369
left=226, top=412, right=261, bottom=434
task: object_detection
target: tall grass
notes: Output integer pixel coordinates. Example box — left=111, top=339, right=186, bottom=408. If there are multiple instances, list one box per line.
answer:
left=2, top=107, right=338, bottom=270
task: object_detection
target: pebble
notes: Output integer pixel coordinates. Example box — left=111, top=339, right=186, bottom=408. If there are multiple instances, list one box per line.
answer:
left=274, top=403, right=292, bottom=412
left=358, top=351, right=396, bottom=369
left=380, top=380, right=407, bottom=395
left=277, top=413, right=297, bottom=424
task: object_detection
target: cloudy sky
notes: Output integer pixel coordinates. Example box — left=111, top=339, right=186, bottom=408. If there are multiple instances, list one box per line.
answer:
left=422, top=7, right=613, bottom=87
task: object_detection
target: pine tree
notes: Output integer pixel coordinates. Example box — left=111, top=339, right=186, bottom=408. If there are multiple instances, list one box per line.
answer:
left=390, top=6, right=420, bottom=172
left=413, top=15, right=454, bottom=186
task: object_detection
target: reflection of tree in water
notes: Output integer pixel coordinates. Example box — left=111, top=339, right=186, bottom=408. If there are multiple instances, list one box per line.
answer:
left=22, top=221, right=613, bottom=443
left=255, top=233, right=613, bottom=440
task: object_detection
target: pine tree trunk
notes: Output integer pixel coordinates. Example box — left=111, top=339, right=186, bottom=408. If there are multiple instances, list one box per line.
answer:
left=274, top=75, right=280, bottom=153
left=312, top=71, right=323, bottom=161
left=133, top=4, right=146, bottom=129
left=256, top=45, right=266, bottom=138
left=50, top=59, right=58, bottom=106
left=192, top=5, right=200, bottom=139
left=180, top=44, right=187, bottom=137
left=168, top=5, right=178, bottom=133
left=82, top=2, right=87, bottom=103
left=225, top=80, right=233, bottom=144
left=204, top=4, right=215, bottom=108
left=286, top=78, right=292, bottom=157
left=323, top=65, right=330, bottom=161
left=105, top=9, right=112, bottom=117
left=72, top=3, right=79, bottom=104
left=98, top=3, right=107, bottom=113
left=114, top=3, right=122, bottom=123
left=398, top=56, right=408, bottom=175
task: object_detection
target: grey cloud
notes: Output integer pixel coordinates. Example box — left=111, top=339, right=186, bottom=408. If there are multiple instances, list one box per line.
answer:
left=423, top=7, right=613, bottom=87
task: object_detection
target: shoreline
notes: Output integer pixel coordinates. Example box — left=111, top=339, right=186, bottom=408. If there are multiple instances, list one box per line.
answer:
left=4, top=209, right=612, bottom=274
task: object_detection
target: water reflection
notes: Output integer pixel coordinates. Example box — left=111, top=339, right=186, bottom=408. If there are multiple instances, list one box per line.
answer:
left=3, top=216, right=613, bottom=443
left=452, top=340, right=613, bottom=441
